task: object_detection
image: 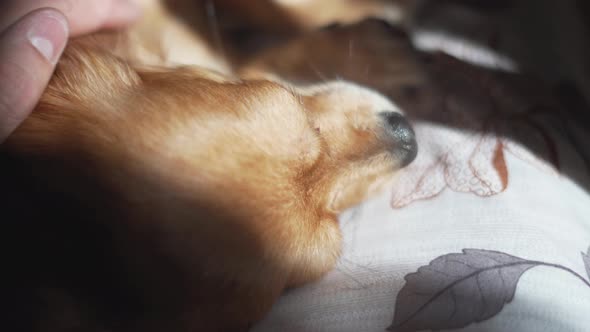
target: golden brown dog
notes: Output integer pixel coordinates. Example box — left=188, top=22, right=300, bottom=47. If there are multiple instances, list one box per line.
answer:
left=1, top=1, right=417, bottom=331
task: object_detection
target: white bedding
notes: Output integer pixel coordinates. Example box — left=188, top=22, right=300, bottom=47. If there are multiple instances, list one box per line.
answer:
left=254, top=43, right=590, bottom=332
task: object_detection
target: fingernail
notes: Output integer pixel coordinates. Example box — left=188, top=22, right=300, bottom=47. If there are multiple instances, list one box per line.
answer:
left=27, top=10, right=69, bottom=65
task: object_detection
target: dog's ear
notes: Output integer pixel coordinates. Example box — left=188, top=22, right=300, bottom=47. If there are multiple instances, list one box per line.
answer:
left=2, top=36, right=144, bottom=156
left=44, top=37, right=142, bottom=110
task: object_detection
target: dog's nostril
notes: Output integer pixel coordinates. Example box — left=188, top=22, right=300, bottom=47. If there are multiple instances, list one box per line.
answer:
left=380, top=112, right=418, bottom=167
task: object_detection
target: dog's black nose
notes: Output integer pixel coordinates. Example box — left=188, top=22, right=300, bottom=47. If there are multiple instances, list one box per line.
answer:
left=380, top=112, right=418, bottom=167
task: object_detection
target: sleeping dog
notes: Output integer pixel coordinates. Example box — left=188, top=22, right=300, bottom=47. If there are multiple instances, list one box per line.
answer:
left=1, top=1, right=417, bottom=331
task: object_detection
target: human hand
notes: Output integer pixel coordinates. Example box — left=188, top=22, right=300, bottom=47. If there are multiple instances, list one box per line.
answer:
left=0, top=0, right=141, bottom=142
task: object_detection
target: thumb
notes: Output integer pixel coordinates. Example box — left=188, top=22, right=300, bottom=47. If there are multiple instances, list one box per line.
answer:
left=0, top=8, right=68, bottom=142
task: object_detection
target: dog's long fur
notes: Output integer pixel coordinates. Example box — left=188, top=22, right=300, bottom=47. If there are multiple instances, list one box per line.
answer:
left=1, top=1, right=417, bottom=331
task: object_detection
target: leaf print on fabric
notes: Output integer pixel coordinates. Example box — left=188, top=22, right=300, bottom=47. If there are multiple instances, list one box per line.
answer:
left=463, top=134, right=508, bottom=196
left=387, top=249, right=537, bottom=332
left=390, top=53, right=565, bottom=208
left=389, top=248, right=590, bottom=332
left=582, top=247, right=590, bottom=280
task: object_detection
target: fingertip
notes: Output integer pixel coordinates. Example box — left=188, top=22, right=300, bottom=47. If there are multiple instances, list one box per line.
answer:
left=0, top=8, right=70, bottom=142
left=26, top=8, right=69, bottom=65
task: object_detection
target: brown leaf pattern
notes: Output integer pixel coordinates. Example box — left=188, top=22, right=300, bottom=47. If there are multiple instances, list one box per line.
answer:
left=391, top=54, right=561, bottom=208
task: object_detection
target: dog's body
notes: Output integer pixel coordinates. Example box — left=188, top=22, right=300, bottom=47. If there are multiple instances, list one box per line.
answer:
left=1, top=1, right=417, bottom=331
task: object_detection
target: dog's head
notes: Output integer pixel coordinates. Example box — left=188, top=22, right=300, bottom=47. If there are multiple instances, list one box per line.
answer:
left=1, top=36, right=416, bottom=329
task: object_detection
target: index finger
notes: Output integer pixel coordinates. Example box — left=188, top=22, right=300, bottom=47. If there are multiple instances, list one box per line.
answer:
left=0, top=0, right=141, bottom=36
